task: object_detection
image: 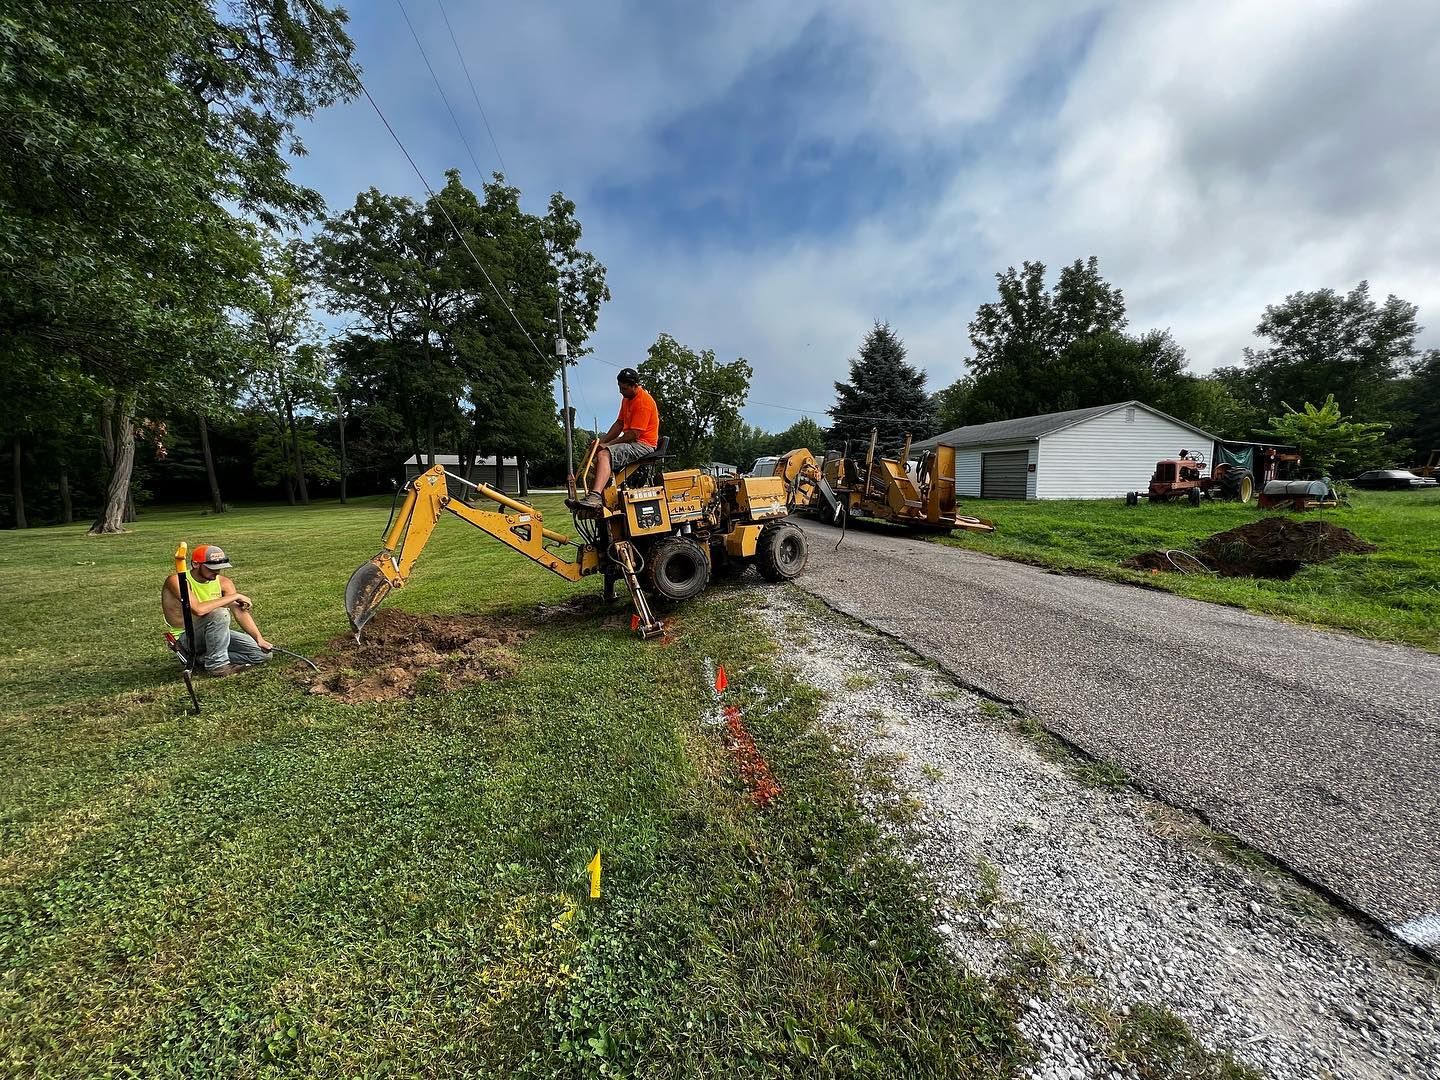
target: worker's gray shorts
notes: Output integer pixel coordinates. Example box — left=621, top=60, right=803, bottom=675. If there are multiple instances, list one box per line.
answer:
left=180, top=608, right=270, bottom=672
left=603, top=441, right=657, bottom=470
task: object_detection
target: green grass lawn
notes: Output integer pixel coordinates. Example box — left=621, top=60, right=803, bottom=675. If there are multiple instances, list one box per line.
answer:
left=0, top=499, right=1022, bottom=1077
left=937, top=489, right=1440, bottom=651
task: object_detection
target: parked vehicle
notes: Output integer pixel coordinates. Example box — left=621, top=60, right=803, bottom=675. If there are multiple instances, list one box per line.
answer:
left=748, top=456, right=780, bottom=477
left=1348, top=469, right=1437, bottom=490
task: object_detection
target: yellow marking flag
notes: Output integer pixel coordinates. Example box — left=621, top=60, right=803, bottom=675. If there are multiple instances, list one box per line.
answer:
left=587, top=850, right=602, bottom=899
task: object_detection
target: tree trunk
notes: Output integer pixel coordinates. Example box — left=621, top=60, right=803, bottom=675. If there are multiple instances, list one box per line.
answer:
left=198, top=412, right=225, bottom=513
left=58, top=464, right=73, bottom=524
left=10, top=436, right=26, bottom=529
left=285, top=395, right=309, bottom=504
left=518, top=453, right=528, bottom=497
left=493, top=453, right=506, bottom=493
left=90, top=394, right=136, bottom=534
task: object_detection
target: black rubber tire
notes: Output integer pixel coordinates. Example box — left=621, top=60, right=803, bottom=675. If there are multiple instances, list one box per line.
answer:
left=1188, top=486, right=1202, bottom=507
left=1219, top=469, right=1254, bottom=503
left=645, top=536, right=710, bottom=601
left=1126, top=491, right=1139, bottom=507
left=757, top=520, right=808, bottom=582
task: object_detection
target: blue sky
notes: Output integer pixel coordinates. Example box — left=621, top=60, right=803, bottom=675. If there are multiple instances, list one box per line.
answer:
left=289, top=0, right=1440, bottom=431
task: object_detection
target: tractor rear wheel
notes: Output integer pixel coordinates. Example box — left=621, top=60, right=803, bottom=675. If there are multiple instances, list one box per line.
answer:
left=1188, top=486, right=1202, bottom=506
left=1126, top=491, right=1139, bottom=506
left=757, top=521, right=808, bottom=582
left=645, top=536, right=711, bottom=601
left=1219, top=469, right=1254, bottom=503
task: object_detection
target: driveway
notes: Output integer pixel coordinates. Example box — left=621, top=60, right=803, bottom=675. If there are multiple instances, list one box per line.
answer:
left=792, top=518, right=1440, bottom=954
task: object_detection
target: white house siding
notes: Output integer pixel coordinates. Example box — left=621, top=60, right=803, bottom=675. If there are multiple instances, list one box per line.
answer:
left=953, top=443, right=1037, bottom=499
left=1034, top=408, right=1206, bottom=499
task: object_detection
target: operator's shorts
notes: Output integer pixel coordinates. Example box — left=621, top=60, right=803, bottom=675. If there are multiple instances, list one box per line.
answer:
left=605, top=441, right=657, bottom=470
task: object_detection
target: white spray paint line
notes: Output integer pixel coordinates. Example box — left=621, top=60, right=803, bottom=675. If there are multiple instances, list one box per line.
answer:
left=1391, top=913, right=1440, bottom=949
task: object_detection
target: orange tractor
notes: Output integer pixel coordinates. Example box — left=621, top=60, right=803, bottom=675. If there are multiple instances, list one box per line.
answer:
left=1127, top=442, right=1302, bottom=507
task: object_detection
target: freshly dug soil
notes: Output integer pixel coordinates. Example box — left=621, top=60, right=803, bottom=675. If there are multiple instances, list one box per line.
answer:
left=1123, top=517, right=1375, bottom=580
left=307, top=609, right=530, bottom=703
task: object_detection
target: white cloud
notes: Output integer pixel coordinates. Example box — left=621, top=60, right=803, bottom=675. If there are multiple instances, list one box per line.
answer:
left=297, top=0, right=1440, bottom=428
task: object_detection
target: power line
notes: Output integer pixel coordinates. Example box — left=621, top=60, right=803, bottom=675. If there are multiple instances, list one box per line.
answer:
left=393, top=0, right=487, bottom=184
left=307, top=1, right=926, bottom=430
left=585, top=353, right=936, bottom=424
left=299, top=0, right=554, bottom=374
left=434, top=0, right=508, bottom=176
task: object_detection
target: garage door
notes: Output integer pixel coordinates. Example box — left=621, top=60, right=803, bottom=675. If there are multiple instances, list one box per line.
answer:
left=981, top=450, right=1028, bottom=499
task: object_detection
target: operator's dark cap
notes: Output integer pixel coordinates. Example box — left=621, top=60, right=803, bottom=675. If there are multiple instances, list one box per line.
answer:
left=191, top=544, right=232, bottom=569
left=617, top=367, right=640, bottom=384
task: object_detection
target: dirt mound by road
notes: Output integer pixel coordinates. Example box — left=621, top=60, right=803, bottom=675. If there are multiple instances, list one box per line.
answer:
left=1124, top=517, right=1375, bottom=579
left=307, top=609, right=529, bottom=703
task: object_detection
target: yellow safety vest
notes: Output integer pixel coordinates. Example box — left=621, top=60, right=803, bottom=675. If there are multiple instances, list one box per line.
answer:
left=166, top=570, right=222, bottom=633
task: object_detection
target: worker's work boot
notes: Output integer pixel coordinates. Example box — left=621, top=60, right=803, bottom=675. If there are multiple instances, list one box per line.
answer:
left=571, top=491, right=605, bottom=516
left=205, top=663, right=248, bottom=678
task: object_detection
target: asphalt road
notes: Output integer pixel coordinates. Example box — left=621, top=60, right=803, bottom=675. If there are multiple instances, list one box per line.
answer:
left=792, top=518, right=1440, bottom=954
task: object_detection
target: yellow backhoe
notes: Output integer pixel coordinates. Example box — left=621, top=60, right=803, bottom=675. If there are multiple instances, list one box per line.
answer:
left=345, top=438, right=813, bottom=640
left=778, top=429, right=994, bottom=535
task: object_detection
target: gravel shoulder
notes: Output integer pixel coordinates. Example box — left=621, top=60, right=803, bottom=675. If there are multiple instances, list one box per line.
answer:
left=758, top=586, right=1440, bottom=1080
left=792, top=518, right=1440, bottom=954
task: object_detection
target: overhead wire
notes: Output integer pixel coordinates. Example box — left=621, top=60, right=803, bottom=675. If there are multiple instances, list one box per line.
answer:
left=307, top=0, right=934, bottom=431
left=298, top=0, right=556, bottom=379
left=434, top=0, right=508, bottom=176
left=393, top=0, right=488, bottom=184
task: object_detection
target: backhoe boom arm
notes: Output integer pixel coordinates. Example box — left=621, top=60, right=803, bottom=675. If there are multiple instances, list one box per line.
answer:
left=345, top=465, right=600, bottom=635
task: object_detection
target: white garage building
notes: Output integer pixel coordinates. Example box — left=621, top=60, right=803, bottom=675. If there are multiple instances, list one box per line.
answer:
left=909, top=401, right=1218, bottom=500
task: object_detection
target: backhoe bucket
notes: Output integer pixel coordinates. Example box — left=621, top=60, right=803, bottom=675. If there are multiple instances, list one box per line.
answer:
left=345, top=555, right=395, bottom=638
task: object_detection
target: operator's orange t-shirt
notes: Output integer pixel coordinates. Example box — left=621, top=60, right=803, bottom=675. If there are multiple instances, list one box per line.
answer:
left=619, top=387, right=660, bottom=447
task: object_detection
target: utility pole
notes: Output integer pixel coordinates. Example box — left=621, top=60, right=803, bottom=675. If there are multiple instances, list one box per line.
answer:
left=333, top=390, right=348, bottom=504
left=557, top=293, right=576, bottom=499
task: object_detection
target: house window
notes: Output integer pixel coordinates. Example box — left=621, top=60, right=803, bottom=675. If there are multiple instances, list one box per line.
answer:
left=1125, top=407, right=1136, bottom=422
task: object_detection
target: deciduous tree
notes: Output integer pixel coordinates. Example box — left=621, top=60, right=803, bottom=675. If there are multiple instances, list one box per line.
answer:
left=638, top=335, right=752, bottom=466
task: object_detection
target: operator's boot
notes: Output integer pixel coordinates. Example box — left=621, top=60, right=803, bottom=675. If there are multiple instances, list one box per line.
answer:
left=567, top=491, right=604, bottom=517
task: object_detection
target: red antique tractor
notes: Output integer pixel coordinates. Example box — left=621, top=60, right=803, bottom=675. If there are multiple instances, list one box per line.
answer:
left=1126, top=449, right=1254, bottom=506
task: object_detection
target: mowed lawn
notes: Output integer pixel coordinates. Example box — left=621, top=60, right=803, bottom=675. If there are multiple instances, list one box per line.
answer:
left=936, top=489, right=1440, bottom=651
left=0, top=499, right=1021, bottom=1077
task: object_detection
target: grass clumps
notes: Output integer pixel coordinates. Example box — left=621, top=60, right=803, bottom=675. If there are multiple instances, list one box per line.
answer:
left=0, top=500, right=1023, bottom=1077
left=1110, top=1003, right=1263, bottom=1080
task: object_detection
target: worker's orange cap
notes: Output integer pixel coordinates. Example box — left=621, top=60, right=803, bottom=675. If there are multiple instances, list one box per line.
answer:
left=191, top=544, right=233, bottom=570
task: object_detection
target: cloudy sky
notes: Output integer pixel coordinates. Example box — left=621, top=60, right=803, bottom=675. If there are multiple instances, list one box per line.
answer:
left=289, top=0, right=1440, bottom=430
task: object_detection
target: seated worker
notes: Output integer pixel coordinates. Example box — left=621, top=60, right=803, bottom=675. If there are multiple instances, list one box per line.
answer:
left=571, top=367, right=660, bottom=514
left=162, top=544, right=273, bottom=677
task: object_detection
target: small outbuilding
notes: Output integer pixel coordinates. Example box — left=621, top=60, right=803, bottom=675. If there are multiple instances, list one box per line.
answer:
left=909, top=401, right=1218, bottom=500
left=403, top=454, right=525, bottom=491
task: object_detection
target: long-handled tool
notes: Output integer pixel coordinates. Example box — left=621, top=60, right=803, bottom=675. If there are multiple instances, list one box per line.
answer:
left=173, top=541, right=201, bottom=715
left=267, top=645, right=320, bottom=673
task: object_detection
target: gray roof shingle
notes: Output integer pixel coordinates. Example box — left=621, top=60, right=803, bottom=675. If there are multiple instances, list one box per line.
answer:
left=911, top=401, right=1215, bottom=451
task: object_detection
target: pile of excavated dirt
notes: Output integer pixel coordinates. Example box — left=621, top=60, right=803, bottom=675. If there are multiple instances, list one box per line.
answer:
left=307, top=609, right=530, bottom=703
left=1124, top=517, right=1375, bottom=580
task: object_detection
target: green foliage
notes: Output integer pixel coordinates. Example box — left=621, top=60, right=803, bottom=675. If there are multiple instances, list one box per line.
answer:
left=0, top=0, right=359, bottom=530
left=0, top=500, right=1022, bottom=1076
left=314, top=172, right=607, bottom=472
left=1229, top=281, right=1419, bottom=423
left=952, top=258, right=1206, bottom=428
left=828, top=323, right=935, bottom=452
left=1391, top=349, right=1440, bottom=464
left=934, top=492, right=1439, bottom=651
left=711, top=416, right=826, bottom=469
left=638, top=334, right=752, bottom=466
left=1111, top=1003, right=1262, bottom=1080
left=1263, top=395, right=1390, bottom=477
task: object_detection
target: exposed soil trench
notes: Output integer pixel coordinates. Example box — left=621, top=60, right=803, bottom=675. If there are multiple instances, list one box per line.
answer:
left=306, top=610, right=530, bottom=703
left=1124, top=517, right=1375, bottom=579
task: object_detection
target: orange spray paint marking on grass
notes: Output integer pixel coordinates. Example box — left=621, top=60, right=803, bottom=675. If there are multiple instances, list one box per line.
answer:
left=710, top=662, right=779, bottom=808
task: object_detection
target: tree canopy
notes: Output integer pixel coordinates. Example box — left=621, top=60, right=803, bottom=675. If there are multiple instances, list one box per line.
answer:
left=1, top=0, right=359, bottom=530
left=637, top=335, right=752, bottom=467
left=828, top=323, right=934, bottom=452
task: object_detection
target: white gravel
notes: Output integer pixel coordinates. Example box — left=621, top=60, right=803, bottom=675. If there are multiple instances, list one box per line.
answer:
left=757, top=587, right=1440, bottom=1080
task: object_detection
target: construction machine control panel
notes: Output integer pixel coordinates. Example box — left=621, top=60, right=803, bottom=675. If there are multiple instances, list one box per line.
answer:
left=623, top=486, right=672, bottom=537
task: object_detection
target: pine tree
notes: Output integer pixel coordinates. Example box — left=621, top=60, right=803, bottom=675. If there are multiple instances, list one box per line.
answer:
left=827, top=323, right=935, bottom=453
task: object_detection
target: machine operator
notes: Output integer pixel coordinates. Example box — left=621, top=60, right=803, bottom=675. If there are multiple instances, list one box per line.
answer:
left=570, top=367, right=660, bottom=514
